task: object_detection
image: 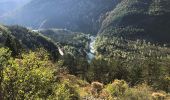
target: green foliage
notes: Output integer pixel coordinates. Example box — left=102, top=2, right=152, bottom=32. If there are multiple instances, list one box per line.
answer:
left=87, top=58, right=111, bottom=83
left=0, top=48, right=80, bottom=99
left=49, top=81, right=80, bottom=100
left=102, top=80, right=155, bottom=100
left=2, top=0, right=121, bottom=34
left=0, top=25, right=22, bottom=57
left=0, top=48, right=11, bottom=80
left=94, top=35, right=170, bottom=92
left=1, top=0, right=170, bottom=97
left=100, top=0, right=170, bottom=42
left=2, top=50, right=55, bottom=99
left=0, top=48, right=11, bottom=99
left=149, top=0, right=170, bottom=15
left=122, top=84, right=152, bottom=100
left=0, top=48, right=11, bottom=67
left=105, top=80, right=128, bottom=97
left=40, top=29, right=90, bottom=78
left=40, top=29, right=90, bottom=51
left=101, top=0, right=150, bottom=30
left=0, top=42, right=169, bottom=99
left=0, top=25, right=59, bottom=60
left=53, top=83, right=72, bottom=100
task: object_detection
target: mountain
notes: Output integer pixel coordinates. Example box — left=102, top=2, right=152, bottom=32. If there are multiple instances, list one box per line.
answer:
left=99, top=0, right=170, bottom=43
left=0, top=25, right=59, bottom=60
left=1, top=0, right=170, bottom=43
left=1, top=1, right=170, bottom=99
left=1, top=0, right=120, bottom=34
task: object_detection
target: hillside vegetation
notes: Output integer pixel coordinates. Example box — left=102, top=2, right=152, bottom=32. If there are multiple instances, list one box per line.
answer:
left=100, top=0, right=170, bottom=42
left=40, top=29, right=89, bottom=50
left=0, top=25, right=59, bottom=60
left=0, top=47, right=170, bottom=100
left=1, top=0, right=170, bottom=42
left=0, top=0, right=170, bottom=99
left=1, top=0, right=120, bottom=34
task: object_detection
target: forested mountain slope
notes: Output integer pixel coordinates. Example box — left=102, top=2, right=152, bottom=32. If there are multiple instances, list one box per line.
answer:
left=1, top=0, right=170, bottom=43
left=100, top=0, right=170, bottom=43
left=0, top=25, right=59, bottom=60
left=1, top=0, right=120, bottom=34
left=0, top=0, right=170, bottom=99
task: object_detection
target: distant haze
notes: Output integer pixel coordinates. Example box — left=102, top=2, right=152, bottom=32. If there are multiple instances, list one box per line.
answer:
left=0, top=0, right=30, bottom=4
left=0, top=0, right=119, bottom=33
left=0, top=0, right=31, bottom=16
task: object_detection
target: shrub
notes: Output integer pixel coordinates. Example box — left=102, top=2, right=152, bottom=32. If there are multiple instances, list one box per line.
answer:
left=91, top=82, right=104, bottom=97
left=0, top=48, right=11, bottom=99
left=50, top=83, right=74, bottom=100
left=105, top=79, right=128, bottom=97
left=122, top=84, right=152, bottom=100
left=1, top=49, right=81, bottom=100
left=2, top=51, right=55, bottom=99
left=152, top=92, right=166, bottom=100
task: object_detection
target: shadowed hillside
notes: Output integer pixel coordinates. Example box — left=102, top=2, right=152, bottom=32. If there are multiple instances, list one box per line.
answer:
left=1, top=0, right=170, bottom=43
left=0, top=25, right=59, bottom=60
left=1, top=0, right=120, bottom=34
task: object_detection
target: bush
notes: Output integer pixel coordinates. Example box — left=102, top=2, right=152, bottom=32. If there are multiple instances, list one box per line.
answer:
left=1, top=49, right=80, bottom=99
left=105, top=79, right=128, bottom=97
left=0, top=48, right=11, bottom=99
left=91, top=82, right=104, bottom=97
left=50, top=82, right=76, bottom=100
left=152, top=92, right=166, bottom=100
left=2, top=51, right=55, bottom=99
left=122, top=84, right=152, bottom=100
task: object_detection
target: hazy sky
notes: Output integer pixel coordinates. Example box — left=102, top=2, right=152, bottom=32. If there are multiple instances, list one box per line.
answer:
left=0, top=0, right=31, bottom=5
left=0, top=0, right=31, bottom=16
left=0, top=0, right=30, bottom=3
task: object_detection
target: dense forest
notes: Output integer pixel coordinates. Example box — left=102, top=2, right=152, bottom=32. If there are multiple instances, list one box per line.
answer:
left=0, top=25, right=170, bottom=99
left=0, top=0, right=170, bottom=100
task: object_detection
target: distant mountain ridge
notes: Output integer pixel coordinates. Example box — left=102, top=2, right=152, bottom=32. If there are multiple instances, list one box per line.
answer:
left=1, top=0, right=170, bottom=43
left=1, top=0, right=120, bottom=34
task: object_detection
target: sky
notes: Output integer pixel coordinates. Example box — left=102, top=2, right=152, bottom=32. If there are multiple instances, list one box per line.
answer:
left=0, top=0, right=31, bottom=16
left=0, top=0, right=30, bottom=3
left=0, top=0, right=31, bottom=7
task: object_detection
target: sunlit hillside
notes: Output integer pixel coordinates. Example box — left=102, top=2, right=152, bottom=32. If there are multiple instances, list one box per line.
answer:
left=0, top=0, right=170, bottom=100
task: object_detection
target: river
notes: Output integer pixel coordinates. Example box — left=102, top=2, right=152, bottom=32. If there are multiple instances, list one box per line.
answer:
left=87, top=36, right=96, bottom=63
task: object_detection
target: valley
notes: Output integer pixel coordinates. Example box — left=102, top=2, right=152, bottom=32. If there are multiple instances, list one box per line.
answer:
left=0, top=0, right=170, bottom=99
